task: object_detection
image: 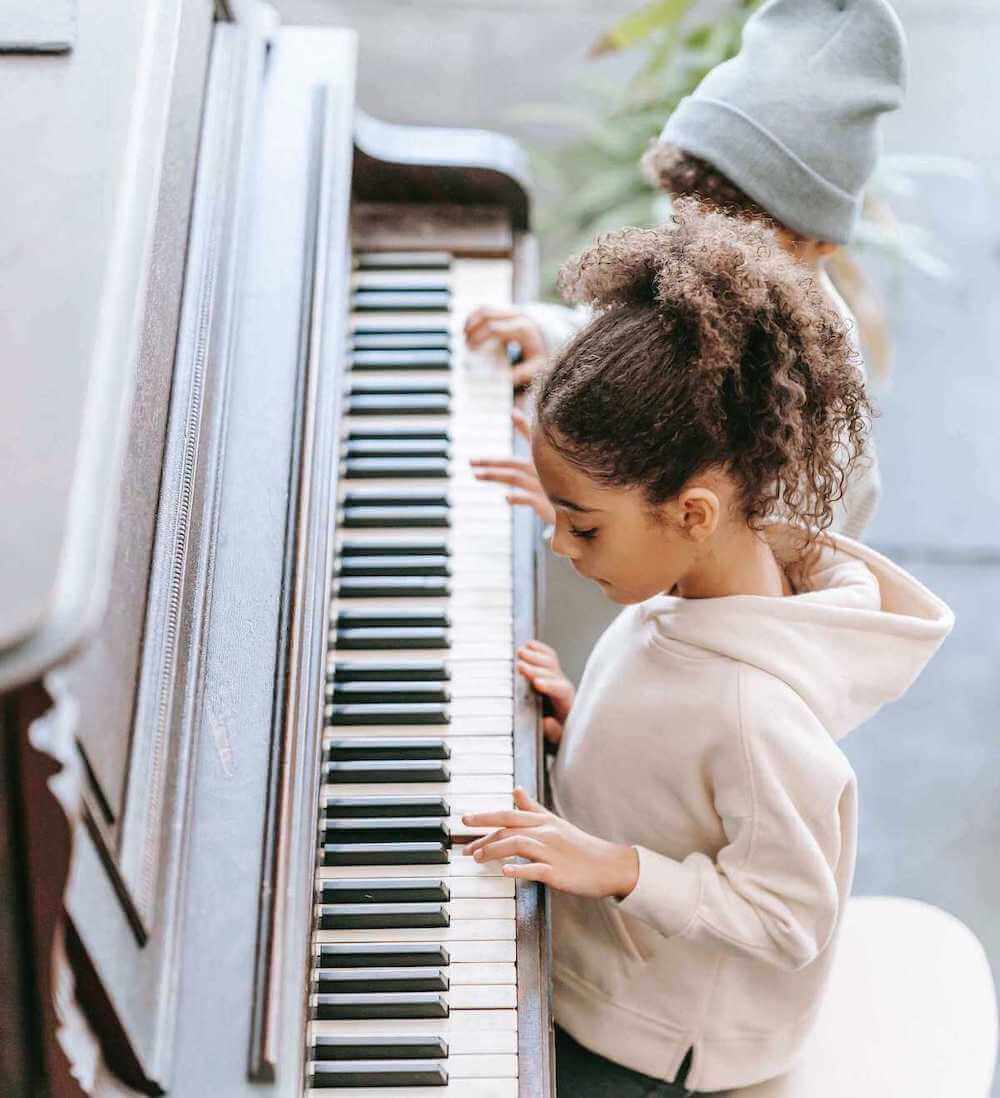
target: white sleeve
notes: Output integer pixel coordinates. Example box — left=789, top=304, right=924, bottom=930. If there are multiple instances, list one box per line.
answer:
left=521, top=302, right=592, bottom=354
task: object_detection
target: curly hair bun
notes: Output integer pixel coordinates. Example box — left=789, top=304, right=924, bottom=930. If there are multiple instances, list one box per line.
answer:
left=541, top=198, right=870, bottom=537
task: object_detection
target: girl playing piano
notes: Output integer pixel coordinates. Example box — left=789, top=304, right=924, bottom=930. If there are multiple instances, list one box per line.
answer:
left=462, top=202, right=953, bottom=1096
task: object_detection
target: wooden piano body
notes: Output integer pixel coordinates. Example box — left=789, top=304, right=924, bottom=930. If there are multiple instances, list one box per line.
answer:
left=0, top=3, right=552, bottom=1095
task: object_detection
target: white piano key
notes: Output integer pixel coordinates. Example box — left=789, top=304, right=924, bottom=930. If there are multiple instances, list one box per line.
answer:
left=307, top=1079, right=518, bottom=1098
left=332, top=595, right=512, bottom=617
left=447, top=962, right=516, bottom=985
left=322, top=734, right=513, bottom=756
left=312, top=1008, right=517, bottom=1039
left=440, top=1053, right=517, bottom=1077
left=309, top=1020, right=518, bottom=1054
left=315, top=919, right=515, bottom=943
left=329, top=644, right=515, bottom=662
left=321, top=717, right=512, bottom=737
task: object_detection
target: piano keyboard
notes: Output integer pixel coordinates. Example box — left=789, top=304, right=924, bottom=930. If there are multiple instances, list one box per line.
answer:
left=306, top=252, right=521, bottom=1096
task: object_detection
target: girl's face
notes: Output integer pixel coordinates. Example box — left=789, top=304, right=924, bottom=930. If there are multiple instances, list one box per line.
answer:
left=531, top=429, right=702, bottom=605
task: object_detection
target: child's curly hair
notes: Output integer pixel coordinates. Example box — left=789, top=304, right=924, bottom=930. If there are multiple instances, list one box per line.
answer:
left=642, top=142, right=779, bottom=230
left=535, top=200, right=872, bottom=538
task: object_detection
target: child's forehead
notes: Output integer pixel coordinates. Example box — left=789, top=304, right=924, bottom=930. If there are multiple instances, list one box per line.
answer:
left=530, top=430, right=615, bottom=513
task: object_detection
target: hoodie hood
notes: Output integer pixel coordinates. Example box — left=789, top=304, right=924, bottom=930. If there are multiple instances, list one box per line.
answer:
left=640, top=525, right=954, bottom=740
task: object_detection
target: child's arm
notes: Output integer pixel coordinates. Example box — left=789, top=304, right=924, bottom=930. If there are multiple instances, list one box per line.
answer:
left=612, top=674, right=853, bottom=972
left=464, top=675, right=853, bottom=973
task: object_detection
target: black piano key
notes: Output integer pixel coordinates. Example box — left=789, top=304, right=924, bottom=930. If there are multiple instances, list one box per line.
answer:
left=336, top=577, right=450, bottom=599
left=327, top=704, right=450, bottom=726
left=352, top=333, right=451, bottom=353
left=352, top=289, right=450, bottom=313
left=345, top=438, right=451, bottom=458
left=337, top=609, right=449, bottom=628
left=322, top=818, right=450, bottom=845
left=314, top=967, right=449, bottom=993
left=345, top=488, right=449, bottom=507
left=347, top=394, right=450, bottom=416
left=341, top=507, right=450, bottom=529
left=318, top=903, right=450, bottom=930
left=344, top=457, right=450, bottom=480
left=322, top=842, right=448, bottom=866
left=313, top=1034, right=449, bottom=1061
left=331, top=661, right=450, bottom=682
left=313, top=993, right=450, bottom=1021
left=319, top=878, right=450, bottom=903
left=338, top=555, right=451, bottom=578
left=317, top=942, right=450, bottom=968
left=309, top=1059, right=448, bottom=1086
left=322, top=795, right=450, bottom=819
left=328, top=738, right=450, bottom=761
left=327, top=682, right=449, bottom=704
left=350, top=348, right=451, bottom=370
left=333, top=627, right=449, bottom=650
left=354, top=251, right=451, bottom=270
left=339, top=540, right=449, bottom=557
left=324, top=760, right=451, bottom=783
left=348, top=426, right=450, bottom=441
left=350, top=379, right=450, bottom=396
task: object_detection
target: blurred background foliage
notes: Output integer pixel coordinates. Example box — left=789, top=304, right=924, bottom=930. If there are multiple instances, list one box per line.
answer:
left=513, top=0, right=966, bottom=383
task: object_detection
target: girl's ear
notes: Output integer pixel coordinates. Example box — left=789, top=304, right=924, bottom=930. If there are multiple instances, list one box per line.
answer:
left=677, top=487, right=720, bottom=542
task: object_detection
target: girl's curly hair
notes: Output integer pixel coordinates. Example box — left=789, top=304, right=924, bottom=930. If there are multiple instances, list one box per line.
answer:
left=642, top=142, right=779, bottom=231
left=535, top=200, right=872, bottom=539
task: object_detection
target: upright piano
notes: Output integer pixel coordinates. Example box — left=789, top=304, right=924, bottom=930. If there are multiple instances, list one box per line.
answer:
left=0, top=3, right=553, bottom=1096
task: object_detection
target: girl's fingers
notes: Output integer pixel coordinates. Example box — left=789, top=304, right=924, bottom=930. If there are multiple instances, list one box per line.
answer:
left=523, top=639, right=555, bottom=656
left=542, top=716, right=564, bottom=744
left=468, top=457, right=534, bottom=471
left=472, top=469, right=541, bottom=493
left=502, top=861, right=550, bottom=882
left=460, top=808, right=544, bottom=830
left=505, top=492, right=554, bottom=524
left=511, top=357, right=545, bottom=389
left=472, top=833, right=546, bottom=863
left=512, top=408, right=533, bottom=442
left=513, top=786, right=545, bottom=813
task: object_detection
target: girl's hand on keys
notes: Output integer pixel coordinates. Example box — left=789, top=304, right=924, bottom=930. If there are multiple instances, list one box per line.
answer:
left=462, top=787, right=640, bottom=900
left=470, top=410, right=557, bottom=526
left=516, top=640, right=573, bottom=745
left=463, top=306, right=548, bottom=388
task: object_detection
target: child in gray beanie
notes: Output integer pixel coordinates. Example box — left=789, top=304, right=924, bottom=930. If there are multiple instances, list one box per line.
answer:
left=469, top=0, right=907, bottom=545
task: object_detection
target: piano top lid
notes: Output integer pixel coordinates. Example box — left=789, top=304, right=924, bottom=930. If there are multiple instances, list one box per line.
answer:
left=0, top=0, right=195, bottom=693
left=352, top=108, right=533, bottom=232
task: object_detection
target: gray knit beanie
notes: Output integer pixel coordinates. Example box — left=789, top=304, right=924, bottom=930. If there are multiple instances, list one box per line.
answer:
left=658, top=0, right=908, bottom=243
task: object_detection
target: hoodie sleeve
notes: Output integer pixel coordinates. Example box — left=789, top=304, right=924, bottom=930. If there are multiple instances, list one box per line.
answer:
left=613, top=670, right=857, bottom=972
left=521, top=302, right=592, bottom=353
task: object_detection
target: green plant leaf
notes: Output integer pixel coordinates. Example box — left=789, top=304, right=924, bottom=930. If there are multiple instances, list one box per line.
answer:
left=590, top=0, right=694, bottom=57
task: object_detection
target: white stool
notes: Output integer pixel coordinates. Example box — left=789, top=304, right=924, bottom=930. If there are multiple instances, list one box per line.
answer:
left=726, top=897, right=998, bottom=1098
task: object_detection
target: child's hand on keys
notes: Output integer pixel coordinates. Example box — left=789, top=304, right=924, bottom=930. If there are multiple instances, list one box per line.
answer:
left=516, top=640, right=574, bottom=746
left=463, top=306, right=548, bottom=388
left=462, top=787, right=639, bottom=900
left=470, top=409, right=556, bottom=526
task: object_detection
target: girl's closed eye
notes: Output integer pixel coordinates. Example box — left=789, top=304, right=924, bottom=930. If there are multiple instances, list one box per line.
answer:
left=570, top=524, right=599, bottom=540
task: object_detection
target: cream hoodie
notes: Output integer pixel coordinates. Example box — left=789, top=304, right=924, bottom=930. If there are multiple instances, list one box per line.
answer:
left=548, top=527, right=953, bottom=1092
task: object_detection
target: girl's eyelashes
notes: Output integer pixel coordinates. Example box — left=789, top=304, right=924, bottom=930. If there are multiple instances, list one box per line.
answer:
left=569, top=524, right=599, bottom=541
